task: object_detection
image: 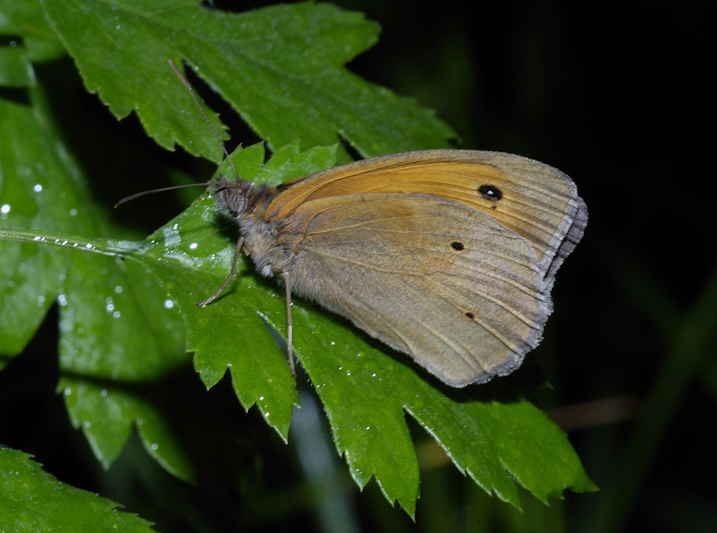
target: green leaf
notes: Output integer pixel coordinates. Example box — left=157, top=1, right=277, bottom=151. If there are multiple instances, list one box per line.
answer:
left=39, top=0, right=454, bottom=161
left=0, top=57, right=192, bottom=480
left=0, top=446, right=155, bottom=532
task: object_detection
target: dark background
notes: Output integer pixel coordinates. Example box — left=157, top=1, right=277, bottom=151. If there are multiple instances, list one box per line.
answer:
left=3, top=1, right=715, bottom=531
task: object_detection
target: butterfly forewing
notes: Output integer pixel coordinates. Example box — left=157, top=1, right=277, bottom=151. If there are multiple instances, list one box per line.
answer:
left=266, top=150, right=585, bottom=285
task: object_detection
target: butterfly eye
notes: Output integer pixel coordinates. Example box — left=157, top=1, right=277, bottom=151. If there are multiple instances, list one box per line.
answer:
left=477, top=184, right=503, bottom=202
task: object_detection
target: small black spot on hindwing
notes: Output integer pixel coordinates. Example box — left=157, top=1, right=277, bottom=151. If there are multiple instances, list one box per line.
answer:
left=451, top=241, right=464, bottom=251
left=465, top=312, right=475, bottom=320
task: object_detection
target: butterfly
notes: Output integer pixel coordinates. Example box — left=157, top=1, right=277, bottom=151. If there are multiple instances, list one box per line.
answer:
left=196, top=148, right=587, bottom=387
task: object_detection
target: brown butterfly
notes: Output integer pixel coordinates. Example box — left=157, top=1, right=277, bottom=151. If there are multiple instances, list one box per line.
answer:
left=193, top=149, right=587, bottom=387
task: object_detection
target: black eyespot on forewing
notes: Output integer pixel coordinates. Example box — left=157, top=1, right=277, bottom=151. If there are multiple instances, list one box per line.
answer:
left=451, top=241, right=464, bottom=251
left=478, top=184, right=503, bottom=202
left=465, top=311, right=475, bottom=320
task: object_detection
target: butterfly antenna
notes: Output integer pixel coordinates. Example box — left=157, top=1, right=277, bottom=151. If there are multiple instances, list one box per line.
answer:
left=114, top=182, right=210, bottom=208
left=168, top=59, right=240, bottom=180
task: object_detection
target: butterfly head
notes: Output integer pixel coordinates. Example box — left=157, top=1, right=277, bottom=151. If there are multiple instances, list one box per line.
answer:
left=211, top=176, right=277, bottom=219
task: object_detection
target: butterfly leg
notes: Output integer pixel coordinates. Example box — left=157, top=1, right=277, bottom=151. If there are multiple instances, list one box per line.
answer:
left=276, top=270, right=296, bottom=377
left=197, top=237, right=245, bottom=307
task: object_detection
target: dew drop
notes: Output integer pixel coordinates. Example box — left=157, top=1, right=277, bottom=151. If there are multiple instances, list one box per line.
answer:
left=33, top=184, right=43, bottom=193
left=163, top=299, right=174, bottom=309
